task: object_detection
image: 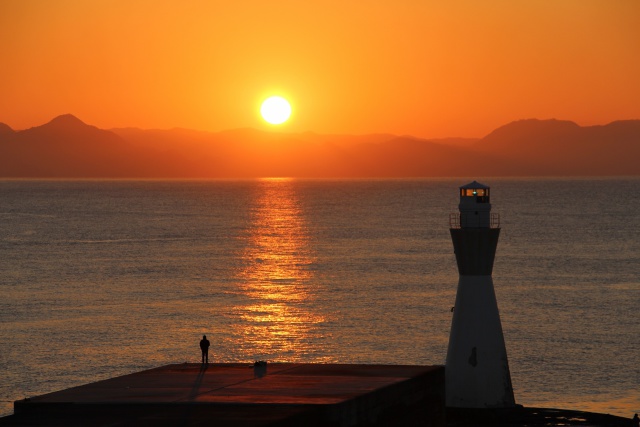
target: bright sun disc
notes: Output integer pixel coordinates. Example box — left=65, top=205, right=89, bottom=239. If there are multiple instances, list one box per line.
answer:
left=260, top=96, right=291, bottom=125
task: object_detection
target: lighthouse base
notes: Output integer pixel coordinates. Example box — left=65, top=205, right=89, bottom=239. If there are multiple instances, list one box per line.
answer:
left=446, top=275, right=515, bottom=408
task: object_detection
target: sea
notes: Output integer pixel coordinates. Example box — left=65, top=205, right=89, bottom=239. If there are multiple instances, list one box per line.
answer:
left=0, top=178, right=638, bottom=418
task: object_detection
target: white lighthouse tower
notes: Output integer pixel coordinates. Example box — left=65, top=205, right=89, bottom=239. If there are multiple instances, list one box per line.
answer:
left=446, top=181, right=515, bottom=408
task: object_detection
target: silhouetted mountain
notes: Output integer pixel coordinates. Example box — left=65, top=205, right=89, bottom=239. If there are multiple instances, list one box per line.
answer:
left=479, top=119, right=640, bottom=175
left=428, top=137, right=480, bottom=148
left=0, top=114, right=206, bottom=177
left=40, top=113, right=91, bottom=131
left=0, top=122, right=14, bottom=136
left=1, top=115, right=638, bottom=177
left=18, top=114, right=123, bottom=145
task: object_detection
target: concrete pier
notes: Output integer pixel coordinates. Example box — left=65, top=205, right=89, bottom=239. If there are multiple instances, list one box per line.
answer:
left=2, top=363, right=445, bottom=426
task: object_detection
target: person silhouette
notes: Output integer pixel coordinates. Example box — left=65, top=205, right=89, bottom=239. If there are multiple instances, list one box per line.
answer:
left=199, top=335, right=210, bottom=364
left=632, top=413, right=639, bottom=427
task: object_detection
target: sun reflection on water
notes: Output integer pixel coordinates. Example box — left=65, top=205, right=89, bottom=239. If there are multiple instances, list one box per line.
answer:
left=231, top=178, right=327, bottom=362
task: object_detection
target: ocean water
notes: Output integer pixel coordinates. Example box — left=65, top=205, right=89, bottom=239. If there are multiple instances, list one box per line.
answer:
left=0, top=178, right=638, bottom=418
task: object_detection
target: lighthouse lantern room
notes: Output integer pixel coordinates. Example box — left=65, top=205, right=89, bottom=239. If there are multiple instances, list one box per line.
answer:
left=457, top=180, right=492, bottom=228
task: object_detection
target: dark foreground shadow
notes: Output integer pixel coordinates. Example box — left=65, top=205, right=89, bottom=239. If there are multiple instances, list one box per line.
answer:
left=447, top=406, right=633, bottom=427
left=186, top=364, right=208, bottom=402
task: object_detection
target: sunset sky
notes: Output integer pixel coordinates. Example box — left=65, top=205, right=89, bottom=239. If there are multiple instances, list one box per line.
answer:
left=1, top=0, right=639, bottom=138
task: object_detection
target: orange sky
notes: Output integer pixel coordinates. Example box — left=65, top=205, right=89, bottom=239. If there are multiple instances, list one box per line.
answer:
left=1, top=0, right=639, bottom=138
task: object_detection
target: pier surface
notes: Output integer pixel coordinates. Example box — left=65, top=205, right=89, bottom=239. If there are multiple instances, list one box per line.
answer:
left=2, top=363, right=445, bottom=426
left=3, top=363, right=632, bottom=427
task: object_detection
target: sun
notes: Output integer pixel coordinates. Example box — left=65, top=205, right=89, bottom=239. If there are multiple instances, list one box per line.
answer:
left=260, top=96, right=291, bottom=125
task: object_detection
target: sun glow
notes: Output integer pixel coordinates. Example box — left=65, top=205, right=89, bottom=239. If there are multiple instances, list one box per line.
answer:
left=260, top=96, right=292, bottom=125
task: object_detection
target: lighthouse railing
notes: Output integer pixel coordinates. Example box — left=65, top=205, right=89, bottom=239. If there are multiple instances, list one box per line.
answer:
left=449, top=212, right=500, bottom=229
left=491, top=212, right=500, bottom=228
left=449, top=213, right=458, bottom=228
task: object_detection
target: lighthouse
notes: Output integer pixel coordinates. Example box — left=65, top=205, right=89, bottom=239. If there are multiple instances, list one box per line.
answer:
left=446, top=181, right=515, bottom=408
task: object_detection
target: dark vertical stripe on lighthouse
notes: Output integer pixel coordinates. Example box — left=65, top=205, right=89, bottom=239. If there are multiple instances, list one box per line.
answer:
left=450, top=228, right=500, bottom=275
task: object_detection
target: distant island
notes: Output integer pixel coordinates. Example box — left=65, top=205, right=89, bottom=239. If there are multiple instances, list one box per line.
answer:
left=1, top=114, right=639, bottom=178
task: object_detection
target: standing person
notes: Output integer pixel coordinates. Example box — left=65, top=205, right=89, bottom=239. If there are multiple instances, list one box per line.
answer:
left=632, top=413, right=639, bottom=427
left=199, top=335, right=210, bottom=364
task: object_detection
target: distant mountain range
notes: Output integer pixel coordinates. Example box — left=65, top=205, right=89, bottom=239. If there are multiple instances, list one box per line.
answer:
left=1, top=114, right=639, bottom=177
